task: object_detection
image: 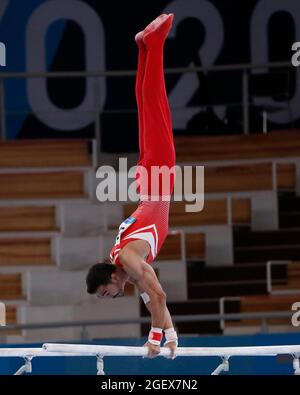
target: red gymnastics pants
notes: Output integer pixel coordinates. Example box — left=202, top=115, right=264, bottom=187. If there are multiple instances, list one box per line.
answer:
left=110, top=22, right=176, bottom=266
left=135, top=27, right=176, bottom=200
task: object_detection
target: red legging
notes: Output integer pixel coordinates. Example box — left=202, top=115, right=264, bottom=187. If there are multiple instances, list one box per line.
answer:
left=135, top=34, right=176, bottom=200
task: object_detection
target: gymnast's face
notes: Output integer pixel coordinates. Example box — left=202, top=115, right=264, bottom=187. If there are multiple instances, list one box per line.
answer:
left=96, top=273, right=125, bottom=299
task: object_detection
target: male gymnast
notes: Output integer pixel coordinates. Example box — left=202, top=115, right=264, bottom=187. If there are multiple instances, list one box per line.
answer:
left=86, top=14, right=177, bottom=359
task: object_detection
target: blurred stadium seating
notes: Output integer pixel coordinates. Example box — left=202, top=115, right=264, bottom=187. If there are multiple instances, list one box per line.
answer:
left=0, top=130, right=299, bottom=343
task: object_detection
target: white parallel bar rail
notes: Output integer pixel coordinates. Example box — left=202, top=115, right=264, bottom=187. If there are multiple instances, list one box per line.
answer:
left=0, top=344, right=299, bottom=375
left=42, top=343, right=300, bottom=376
left=43, top=343, right=300, bottom=357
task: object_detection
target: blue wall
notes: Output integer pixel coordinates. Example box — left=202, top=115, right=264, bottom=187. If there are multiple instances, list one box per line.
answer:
left=1, top=333, right=300, bottom=375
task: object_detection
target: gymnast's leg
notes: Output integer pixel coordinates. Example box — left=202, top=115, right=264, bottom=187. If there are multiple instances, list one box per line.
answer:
left=135, top=31, right=147, bottom=194
left=141, top=14, right=176, bottom=199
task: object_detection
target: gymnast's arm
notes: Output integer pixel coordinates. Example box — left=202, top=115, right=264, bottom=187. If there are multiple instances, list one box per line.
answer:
left=118, top=246, right=166, bottom=329
left=135, top=282, right=174, bottom=330
left=119, top=244, right=177, bottom=358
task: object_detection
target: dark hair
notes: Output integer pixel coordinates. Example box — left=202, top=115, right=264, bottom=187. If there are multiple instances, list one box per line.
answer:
left=86, top=262, right=116, bottom=294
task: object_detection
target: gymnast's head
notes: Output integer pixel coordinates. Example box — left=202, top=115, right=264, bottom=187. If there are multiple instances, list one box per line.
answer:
left=86, top=262, right=126, bottom=299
